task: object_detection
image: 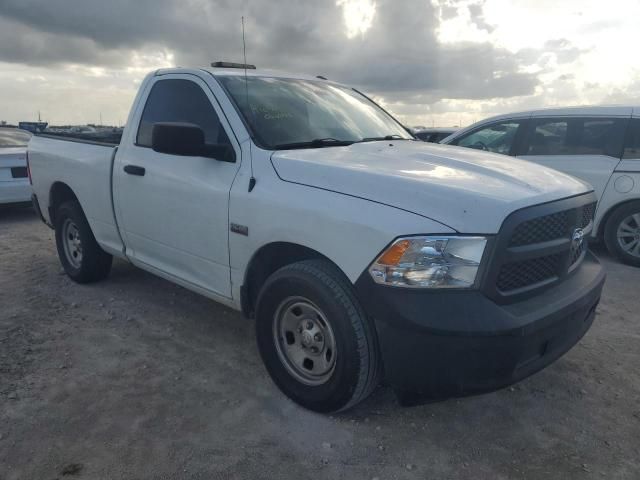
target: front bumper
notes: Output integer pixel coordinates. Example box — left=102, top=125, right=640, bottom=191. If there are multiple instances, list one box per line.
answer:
left=354, top=252, right=606, bottom=405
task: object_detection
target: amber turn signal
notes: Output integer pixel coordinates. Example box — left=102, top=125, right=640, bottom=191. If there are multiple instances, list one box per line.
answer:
left=377, top=239, right=411, bottom=265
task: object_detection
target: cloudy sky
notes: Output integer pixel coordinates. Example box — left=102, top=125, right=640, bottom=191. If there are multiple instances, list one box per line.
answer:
left=0, top=0, right=638, bottom=128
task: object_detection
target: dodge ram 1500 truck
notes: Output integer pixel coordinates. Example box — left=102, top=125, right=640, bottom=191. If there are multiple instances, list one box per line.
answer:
left=28, top=64, right=606, bottom=412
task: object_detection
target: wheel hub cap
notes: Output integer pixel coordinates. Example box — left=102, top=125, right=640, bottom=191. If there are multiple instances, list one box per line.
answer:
left=616, top=213, right=640, bottom=258
left=273, top=297, right=337, bottom=386
left=62, top=218, right=83, bottom=268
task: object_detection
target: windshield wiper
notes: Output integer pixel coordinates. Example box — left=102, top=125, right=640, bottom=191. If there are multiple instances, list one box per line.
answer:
left=359, top=134, right=410, bottom=143
left=273, top=138, right=355, bottom=150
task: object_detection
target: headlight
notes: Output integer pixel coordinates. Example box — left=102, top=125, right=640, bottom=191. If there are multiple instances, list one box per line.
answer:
left=369, top=236, right=487, bottom=288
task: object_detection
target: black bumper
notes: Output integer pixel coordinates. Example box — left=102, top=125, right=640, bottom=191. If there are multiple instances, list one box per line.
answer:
left=354, top=252, right=606, bottom=405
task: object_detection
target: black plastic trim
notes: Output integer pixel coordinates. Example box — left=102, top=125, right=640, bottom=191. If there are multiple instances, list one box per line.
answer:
left=31, top=194, right=53, bottom=229
left=10, top=166, right=28, bottom=178
left=353, top=251, right=605, bottom=404
left=482, top=192, right=598, bottom=304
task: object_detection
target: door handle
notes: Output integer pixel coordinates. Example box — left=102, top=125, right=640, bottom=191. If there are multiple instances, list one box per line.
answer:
left=124, top=165, right=146, bottom=176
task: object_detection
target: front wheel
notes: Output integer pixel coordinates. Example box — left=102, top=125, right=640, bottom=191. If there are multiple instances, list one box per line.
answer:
left=604, top=201, right=640, bottom=267
left=54, top=201, right=113, bottom=283
left=255, top=259, right=381, bottom=412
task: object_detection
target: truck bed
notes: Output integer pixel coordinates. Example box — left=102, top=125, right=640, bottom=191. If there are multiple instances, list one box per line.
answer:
left=28, top=134, right=125, bottom=257
left=36, top=130, right=122, bottom=146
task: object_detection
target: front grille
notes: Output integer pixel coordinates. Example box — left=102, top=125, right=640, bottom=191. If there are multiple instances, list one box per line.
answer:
left=11, top=166, right=28, bottom=178
left=485, top=194, right=597, bottom=302
left=580, top=202, right=597, bottom=228
left=508, top=201, right=597, bottom=248
left=496, top=253, right=563, bottom=292
left=510, top=210, right=568, bottom=246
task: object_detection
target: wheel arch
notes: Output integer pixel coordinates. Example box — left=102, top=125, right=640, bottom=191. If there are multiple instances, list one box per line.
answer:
left=596, top=197, right=640, bottom=240
left=49, top=182, right=80, bottom=225
left=241, top=242, right=350, bottom=318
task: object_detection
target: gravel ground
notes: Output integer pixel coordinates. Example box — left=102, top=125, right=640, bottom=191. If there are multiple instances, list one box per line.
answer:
left=1, top=205, right=639, bottom=480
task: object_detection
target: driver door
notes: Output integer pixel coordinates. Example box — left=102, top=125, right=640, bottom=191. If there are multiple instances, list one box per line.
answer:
left=113, top=74, right=241, bottom=298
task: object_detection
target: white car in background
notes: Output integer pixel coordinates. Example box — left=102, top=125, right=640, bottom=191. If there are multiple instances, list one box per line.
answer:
left=0, top=128, right=32, bottom=205
left=442, top=106, right=640, bottom=266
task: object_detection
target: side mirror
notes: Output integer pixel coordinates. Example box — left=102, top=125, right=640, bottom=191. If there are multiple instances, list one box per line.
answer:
left=151, top=122, right=235, bottom=162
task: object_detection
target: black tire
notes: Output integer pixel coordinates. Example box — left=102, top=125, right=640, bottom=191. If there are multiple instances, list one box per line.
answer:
left=255, top=259, right=381, bottom=413
left=604, top=201, right=640, bottom=267
left=54, top=201, right=113, bottom=283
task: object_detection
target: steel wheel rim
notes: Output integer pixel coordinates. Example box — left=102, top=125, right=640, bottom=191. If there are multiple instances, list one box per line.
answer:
left=617, top=213, right=640, bottom=258
left=273, top=297, right=337, bottom=386
left=62, top=218, right=83, bottom=268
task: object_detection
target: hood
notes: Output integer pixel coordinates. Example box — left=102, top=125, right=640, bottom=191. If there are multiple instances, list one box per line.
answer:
left=271, top=141, right=592, bottom=233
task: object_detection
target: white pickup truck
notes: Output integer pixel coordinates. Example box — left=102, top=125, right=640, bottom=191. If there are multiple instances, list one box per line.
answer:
left=28, top=64, right=605, bottom=412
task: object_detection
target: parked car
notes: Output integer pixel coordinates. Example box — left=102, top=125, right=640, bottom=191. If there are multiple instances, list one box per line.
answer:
left=0, top=128, right=32, bottom=205
left=442, top=106, right=640, bottom=266
left=412, top=127, right=458, bottom=143
left=27, top=65, right=605, bottom=412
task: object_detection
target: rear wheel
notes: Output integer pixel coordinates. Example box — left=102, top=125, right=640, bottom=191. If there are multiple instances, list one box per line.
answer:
left=255, top=259, right=381, bottom=412
left=604, top=201, right=640, bottom=267
left=54, top=201, right=113, bottom=283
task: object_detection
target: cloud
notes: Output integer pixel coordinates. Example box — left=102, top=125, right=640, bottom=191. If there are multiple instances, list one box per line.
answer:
left=0, top=0, right=537, bottom=100
left=542, top=38, right=589, bottom=64
left=467, top=2, right=494, bottom=33
left=0, top=16, right=127, bottom=66
left=1, top=0, right=626, bottom=127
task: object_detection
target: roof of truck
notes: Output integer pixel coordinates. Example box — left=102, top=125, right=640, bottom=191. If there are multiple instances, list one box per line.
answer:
left=155, top=66, right=337, bottom=84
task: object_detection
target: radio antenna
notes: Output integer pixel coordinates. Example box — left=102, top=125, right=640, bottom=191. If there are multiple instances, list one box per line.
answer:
left=242, top=16, right=256, bottom=192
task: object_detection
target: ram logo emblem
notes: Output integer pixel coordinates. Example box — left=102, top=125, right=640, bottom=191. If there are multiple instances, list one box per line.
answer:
left=571, top=228, right=585, bottom=251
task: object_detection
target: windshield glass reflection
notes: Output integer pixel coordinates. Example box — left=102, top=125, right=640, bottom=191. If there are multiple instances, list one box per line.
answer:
left=218, top=76, right=412, bottom=149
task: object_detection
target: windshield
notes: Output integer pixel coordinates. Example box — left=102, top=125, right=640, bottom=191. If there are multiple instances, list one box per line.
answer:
left=0, top=128, right=31, bottom=148
left=217, top=76, right=412, bottom=149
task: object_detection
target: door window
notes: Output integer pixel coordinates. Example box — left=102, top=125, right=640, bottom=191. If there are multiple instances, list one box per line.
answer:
left=525, top=117, right=625, bottom=157
left=136, top=79, right=231, bottom=149
left=622, top=118, right=640, bottom=159
left=453, top=122, right=521, bottom=155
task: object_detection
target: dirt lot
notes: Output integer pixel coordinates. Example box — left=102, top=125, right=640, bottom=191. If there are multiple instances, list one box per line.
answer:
left=1, top=206, right=639, bottom=480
